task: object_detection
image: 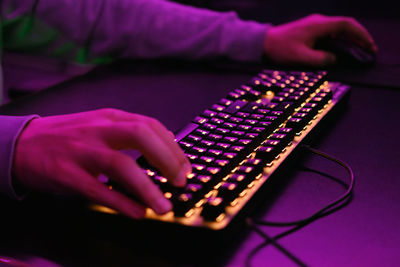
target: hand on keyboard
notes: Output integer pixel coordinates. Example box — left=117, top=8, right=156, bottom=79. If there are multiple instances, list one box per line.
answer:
left=263, top=14, right=377, bottom=66
left=13, top=109, right=191, bottom=219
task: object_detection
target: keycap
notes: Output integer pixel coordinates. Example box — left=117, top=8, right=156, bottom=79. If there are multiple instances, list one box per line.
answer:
left=256, top=146, right=279, bottom=163
left=269, top=133, right=293, bottom=149
left=186, top=134, right=202, bottom=143
left=202, top=123, right=218, bottom=131
left=173, top=193, right=195, bottom=217
left=226, top=173, right=253, bottom=191
left=193, top=116, right=208, bottom=124
left=201, top=197, right=225, bottom=221
left=202, top=109, right=218, bottom=118
left=286, top=117, right=307, bottom=133
left=217, top=182, right=240, bottom=203
left=190, top=174, right=214, bottom=189
left=224, top=100, right=248, bottom=114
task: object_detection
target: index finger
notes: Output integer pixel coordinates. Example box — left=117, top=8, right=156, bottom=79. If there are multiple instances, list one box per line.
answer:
left=317, top=16, right=377, bottom=52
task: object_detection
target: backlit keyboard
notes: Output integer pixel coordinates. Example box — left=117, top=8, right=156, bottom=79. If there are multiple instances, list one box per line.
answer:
left=91, top=69, right=350, bottom=230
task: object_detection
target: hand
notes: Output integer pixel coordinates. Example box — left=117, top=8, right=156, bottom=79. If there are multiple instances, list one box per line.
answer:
left=12, top=109, right=191, bottom=219
left=263, top=14, right=378, bottom=67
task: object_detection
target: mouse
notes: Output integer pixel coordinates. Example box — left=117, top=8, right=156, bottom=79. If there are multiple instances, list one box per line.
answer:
left=315, top=38, right=376, bottom=67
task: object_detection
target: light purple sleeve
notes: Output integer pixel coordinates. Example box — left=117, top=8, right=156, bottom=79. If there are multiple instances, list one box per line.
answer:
left=13, top=0, right=270, bottom=62
left=1, top=0, right=270, bottom=198
left=0, top=115, right=38, bottom=199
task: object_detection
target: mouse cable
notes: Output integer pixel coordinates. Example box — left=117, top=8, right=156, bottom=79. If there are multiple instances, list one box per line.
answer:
left=244, top=146, right=355, bottom=267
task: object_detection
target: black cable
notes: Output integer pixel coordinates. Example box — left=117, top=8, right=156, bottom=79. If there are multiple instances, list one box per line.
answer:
left=252, top=145, right=355, bottom=227
left=245, top=146, right=355, bottom=267
left=248, top=223, right=311, bottom=267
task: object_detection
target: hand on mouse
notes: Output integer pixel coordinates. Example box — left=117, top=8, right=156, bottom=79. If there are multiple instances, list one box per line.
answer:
left=263, top=13, right=378, bottom=67
left=12, top=109, right=192, bottom=219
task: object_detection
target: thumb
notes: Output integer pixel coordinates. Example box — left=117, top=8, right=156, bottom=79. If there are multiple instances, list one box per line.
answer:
left=300, top=46, right=337, bottom=67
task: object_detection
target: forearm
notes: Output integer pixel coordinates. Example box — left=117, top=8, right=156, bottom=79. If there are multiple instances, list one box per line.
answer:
left=0, top=115, right=39, bottom=199
left=3, top=0, right=270, bottom=62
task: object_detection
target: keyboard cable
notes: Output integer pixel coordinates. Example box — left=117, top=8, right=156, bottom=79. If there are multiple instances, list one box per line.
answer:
left=244, top=145, right=355, bottom=267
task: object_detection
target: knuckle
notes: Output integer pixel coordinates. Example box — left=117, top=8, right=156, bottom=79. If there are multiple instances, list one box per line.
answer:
left=146, top=117, right=163, bottom=129
left=309, top=13, right=324, bottom=20
left=99, top=108, right=121, bottom=120
left=131, top=121, right=151, bottom=138
left=338, top=17, right=354, bottom=29
left=82, top=181, right=102, bottom=200
left=108, top=152, right=132, bottom=169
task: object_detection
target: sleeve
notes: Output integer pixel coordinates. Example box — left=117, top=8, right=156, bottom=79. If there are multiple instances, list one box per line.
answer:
left=0, top=115, right=39, bottom=199
left=3, top=0, right=270, bottom=63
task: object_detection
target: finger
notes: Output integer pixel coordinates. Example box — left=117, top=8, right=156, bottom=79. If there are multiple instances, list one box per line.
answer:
left=145, top=118, right=192, bottom=184
left=75, top=170, right=146, bottom=219
left=297, top=45, right=337, bottom=67
left=99, top=121, right=189, bottom=187
left=314, top=16, right=377, bottom=52
left=89, top=150, right=173, bottom=215
left=335, top=17, right=376, bottom=52
left=147, top=118, right=190, bottom=166
left=101, top=110, right=190, bottom=167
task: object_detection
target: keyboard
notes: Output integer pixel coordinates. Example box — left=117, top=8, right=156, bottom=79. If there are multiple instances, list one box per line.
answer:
left=90, top=69, right=350, bottom=230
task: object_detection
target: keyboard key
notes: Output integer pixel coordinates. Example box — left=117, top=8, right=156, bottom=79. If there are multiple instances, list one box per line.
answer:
left=208, top=133, right=223, bottom=141
left=202, top=123, right=218, bottom=131
left=185, top=153, right=199, bottom=161
left=200, top=140, right=215, bottom=147
left=198, top=156, right=215, bottom=164
left=211, top=104, right=225, bottom=112
left=236, top=112, right=250, bottom=118
left=222, top=152, right=237, bottom=160
left=186, top=134, right=202, bottom=143
left=237, top=124, right=252, bottom=131
left=270, top=133, right=292, bottom=149
left=256, top=146, right=279, bottom=163
left=250, top=114, right=264, bottom=120
left=277, top=127, right=295, bottom=140
left=226, top=173, right=252, bottom=191
left=192, top=163, right=206, bottom=172
left=215, top=128, right=230, bottom=135
left=207, top=149, right=224, bottom=157
left=210, top=117, right=224, bottom=125
left=219, top=98, right=233, bottom=106
left=286, top=117, right=307, bottom=133
left=217, top=112, right=231, bottom=120
left=193, top=116, right=208, bottom=124
left=215, top=142, right=231, bottom=150
left=194, top=128, right=210, bottom=136
left=202, top=109, right=218, bottom=118
left=201, top=197, right=225, bottom=221
left=190, top=174, right=214, bottom=189
left=229, top=117, right=244, bottom=123
left=224, top=100, right=248, bottom=114
left=179, top=140, right=194, bottom=150
left=217, top=182, right=240, bottom=204
left=173, top=193, right=195, bottom=217
left=230, top=130, right=245, bottom=137
left=223, top=136, right=239, bottom=143
left=192, top=146, right=208, bottom=154
left=223, top=122, right=237, bottom=129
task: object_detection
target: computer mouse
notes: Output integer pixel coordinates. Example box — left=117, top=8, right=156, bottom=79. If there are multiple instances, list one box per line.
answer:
left=315, top=38, right=376, bottom=67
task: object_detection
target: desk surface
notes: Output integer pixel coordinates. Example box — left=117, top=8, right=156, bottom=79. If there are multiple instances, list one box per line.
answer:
left=1, top=17, right=400, bottom=267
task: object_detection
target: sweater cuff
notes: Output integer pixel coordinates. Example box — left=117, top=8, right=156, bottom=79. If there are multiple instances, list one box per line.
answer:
left=223, top=14, right=272, bottom=62
left=0, top=115, right=39, bottom=200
